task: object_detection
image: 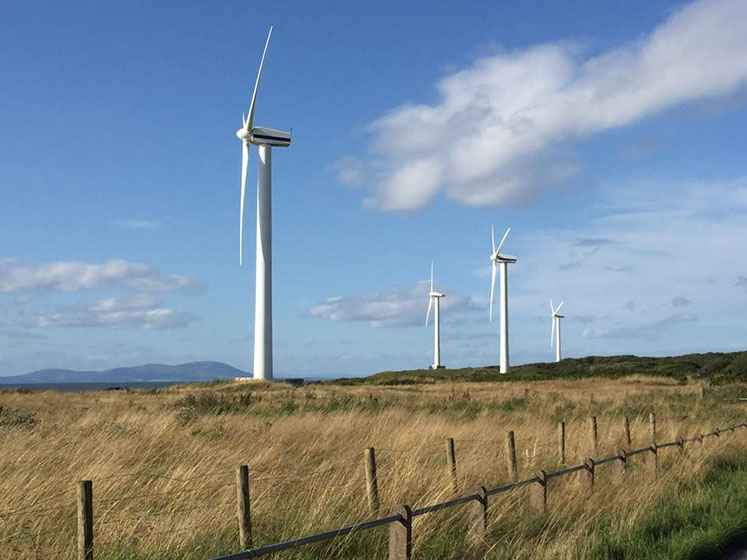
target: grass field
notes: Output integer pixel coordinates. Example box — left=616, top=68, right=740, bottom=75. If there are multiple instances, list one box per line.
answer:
left=1, top=374, right=746, bottom=559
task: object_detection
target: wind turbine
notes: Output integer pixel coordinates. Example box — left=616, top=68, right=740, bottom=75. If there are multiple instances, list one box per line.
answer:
left=489, top=227, right=517, bottom=374
left=425, top=262, right=446, bottom=370
left=550, top=300, right=565, bottom=363
left=236, top=26, right=291, bottom=381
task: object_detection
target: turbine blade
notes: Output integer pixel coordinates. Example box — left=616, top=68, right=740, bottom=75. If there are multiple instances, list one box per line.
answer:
left=491, top=225, right=496, bottom=254
left=496, top=227, right=511, bottom=254
left=430, top=261, right=434, bottom=292
left=550, top=298, right=554, bottom=314
left=489, top=261, right=496, bottom=322
left=239, top=142, right=249, bottom=265
left=551, top=317, right=556, bottom=347
left=426, top=297, right=433, bottom=326
left=555, top=301, right=565, bottom=313
left=246, top=26, right=273, bottom=131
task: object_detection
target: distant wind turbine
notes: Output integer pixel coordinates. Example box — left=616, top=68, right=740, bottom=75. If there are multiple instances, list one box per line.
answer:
left=236, top=26, right=291, bottom=381
left=425, top=262, right=446, bottom=370
left=489, top=227, right=517, bottom=374
left=550, top=299, right=565, bottom=363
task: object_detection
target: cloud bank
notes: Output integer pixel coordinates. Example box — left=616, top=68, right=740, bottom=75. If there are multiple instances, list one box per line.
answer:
left=0, top=259, right=199, bottom=331
left=0, top=259, right=198, bottom=293
left=337, top=0, right=747, bottom=211
left=36, top=294, right=192, bottom=330
left=310, top=283, right=477, bottom=328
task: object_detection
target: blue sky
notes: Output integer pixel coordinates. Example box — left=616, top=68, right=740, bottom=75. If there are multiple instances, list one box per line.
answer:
left=2, top=0, right=747, bottom=377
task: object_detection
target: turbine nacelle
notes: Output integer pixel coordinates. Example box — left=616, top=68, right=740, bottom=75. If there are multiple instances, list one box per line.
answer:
left=236, top=126, right=291, bottom=147
left=429, top=291, right=445, bottom=298
left=489, top=226, right=516, bottom=322
left=491, top=253, right=517, bottom=263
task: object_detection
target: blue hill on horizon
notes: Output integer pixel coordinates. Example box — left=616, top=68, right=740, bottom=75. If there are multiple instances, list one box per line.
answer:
left=0, top=361, right=250, bottom=383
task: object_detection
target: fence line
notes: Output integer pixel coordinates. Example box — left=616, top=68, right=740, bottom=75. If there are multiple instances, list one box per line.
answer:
left=209, top=420, right=746, bottom=560
left=3, top=415, right=742, bottom=559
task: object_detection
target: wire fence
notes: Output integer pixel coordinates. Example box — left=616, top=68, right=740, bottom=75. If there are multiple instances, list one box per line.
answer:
left=1, top=413, right=743, bottom=560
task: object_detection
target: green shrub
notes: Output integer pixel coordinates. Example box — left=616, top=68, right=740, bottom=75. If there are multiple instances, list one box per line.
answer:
left=0, top=407, right=38, bottom=429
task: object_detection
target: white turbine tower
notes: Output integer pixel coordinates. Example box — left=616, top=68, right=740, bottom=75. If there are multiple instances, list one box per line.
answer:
left=236, top=26, right=291, bottom=381
left=489, top=227, right=517, bottom=374
left=425, top=262, right=446, bottom=370
left=550, top=300, right=565, bottom=363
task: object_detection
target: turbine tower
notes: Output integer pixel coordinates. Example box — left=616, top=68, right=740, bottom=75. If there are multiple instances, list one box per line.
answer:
left=425, top=262, right=446, bottom=370
left=489, top=227, right=517, bottom=374
left=236, top=26, right=291, bottom=381
left=550, top=300, right=565, bottom=363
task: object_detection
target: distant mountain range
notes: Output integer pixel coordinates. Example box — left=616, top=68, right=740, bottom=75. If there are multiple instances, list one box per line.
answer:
left=0, top=361, right=250, bottom=384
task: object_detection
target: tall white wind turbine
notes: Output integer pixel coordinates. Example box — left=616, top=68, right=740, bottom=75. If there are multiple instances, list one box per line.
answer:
left=425, top=262, right=446, bottom=370
left=236, top=26, right=291, bottom=381
left=489, top=227, right=517, bottom=374
left=550, top=300, right=565, bottom=363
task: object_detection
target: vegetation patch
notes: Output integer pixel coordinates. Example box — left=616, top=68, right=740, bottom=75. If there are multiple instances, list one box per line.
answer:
left=0, top=406, right=38, bottom=429
left=583, top=456, right=747, bottom=559
left=334, top=351, right=747, bottom=386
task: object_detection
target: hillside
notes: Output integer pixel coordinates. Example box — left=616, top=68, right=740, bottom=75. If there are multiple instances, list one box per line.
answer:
left=0, top=361, right=249, bottom=384
left=333, top=351, right=747, bottom=386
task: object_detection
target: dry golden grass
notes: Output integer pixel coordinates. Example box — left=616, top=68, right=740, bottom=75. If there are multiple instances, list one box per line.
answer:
left=0, top=377, right=744, bottom=559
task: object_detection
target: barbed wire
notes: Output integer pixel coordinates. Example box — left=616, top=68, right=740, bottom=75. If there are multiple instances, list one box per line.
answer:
left=0, top=503, right=71, bottom=519
left=0, top=486, right=75, bottom=516
left=97, top=482, right=233, bottom=503
left=93, top=470, right=231, bottom=483
left=0, top=526, right=69, bottom=543
left=95, top=504, right=222, bottom=525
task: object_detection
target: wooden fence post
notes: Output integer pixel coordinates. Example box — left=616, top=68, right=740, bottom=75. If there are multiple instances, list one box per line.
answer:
left=445, top=438, right=458, bottom=492
left=649, top=413, right=656, bottom=442
left=644, top=443, right=658, bottom=475
left=616, top=449, right=627, bottom=475
left=77, top=480, right=93, bottom=560
left=364, top=447, right=380, bottom=513
left=581, top=458, right=595, bottom=494
left=529, top=470, right=547, bottom=513
left=623, top=417, right=632, bottom=446
left=467, top=486, right=488, bottom=543
left=505, top=431, right=518, bottom=482
left=236, top=465, right=252, bottom=550
left=389, top=505, right=412, bottom=560
left=589, top=416, right=598, bottom=455
left=558, top=421, right=566, bottom=464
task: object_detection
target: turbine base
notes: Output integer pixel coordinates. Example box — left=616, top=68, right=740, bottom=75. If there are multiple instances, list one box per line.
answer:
left=431, top=365, right=446, bottom=370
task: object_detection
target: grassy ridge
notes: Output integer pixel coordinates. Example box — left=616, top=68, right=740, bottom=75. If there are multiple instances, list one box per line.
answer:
left=332, top=351, right=747, bottom=386
left=1, top=372, right=746, bottom=559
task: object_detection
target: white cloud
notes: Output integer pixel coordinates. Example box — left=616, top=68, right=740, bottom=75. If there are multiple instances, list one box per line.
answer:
left=337, top=0, right=747, bottom=211
left=113, top=219, right=163, bottom=230
left=510, top=176, right=747, bottom=353
left=0, top=259, right=199, bottom=293
left=36, top=294, right=193, bottom=330
left=0, top=260, right=200, bottom=332
left=309, top=283, right=477, bottom=328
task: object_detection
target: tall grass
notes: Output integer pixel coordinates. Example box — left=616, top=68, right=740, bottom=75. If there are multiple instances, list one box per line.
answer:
left=0, top=377, right=744, bottom=559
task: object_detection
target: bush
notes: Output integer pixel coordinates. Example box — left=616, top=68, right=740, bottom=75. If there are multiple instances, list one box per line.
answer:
left=174, top=405, right=198, bottom=426
left=0, top=407, right=38, bottom=429
left=172, top=392, right=253, bottom=416
left=730, top=353, right=747, bottom=380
